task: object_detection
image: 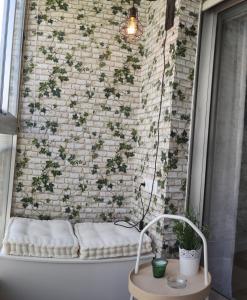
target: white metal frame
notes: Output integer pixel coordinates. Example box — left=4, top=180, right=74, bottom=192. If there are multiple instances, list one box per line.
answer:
left=0, top=0, right=9, bottom=107
left=184, top=0, right=203, bottom=211
left=7, top=0, right=26, bottom=117
left=188, top=9, right=217, bottom=219
left=1, top=0, right=17, bottom=113
left=4, top=135, right=18, bottom=238
left=0, top=0, right=16, bottom=112
left=0, top=0, right=26, bottom=243
left=203, top=0, right=245, bottom=12
left=202, top=0, right=225, bottom=11
left=0, top=0, right=26, bottom=116
left=130, top=214, right=209, bottom=300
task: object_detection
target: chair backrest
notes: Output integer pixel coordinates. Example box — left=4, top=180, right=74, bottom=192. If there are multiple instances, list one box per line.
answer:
left=134, top=214, right=209, bottom=286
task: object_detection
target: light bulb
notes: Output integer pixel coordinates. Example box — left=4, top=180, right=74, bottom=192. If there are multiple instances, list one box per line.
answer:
left=127, top=17, right=137, bottom=35
left=119, top=5, right=143, bottom=43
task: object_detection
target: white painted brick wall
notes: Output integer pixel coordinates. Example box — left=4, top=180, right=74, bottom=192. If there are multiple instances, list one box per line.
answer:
left=12, top=0, right=201, bottom=247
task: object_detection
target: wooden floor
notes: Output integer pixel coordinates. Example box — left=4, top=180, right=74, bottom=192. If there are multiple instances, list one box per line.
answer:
left=210, top=290, right=227, bottom=300
left=232, top=250, right=247, bottom=299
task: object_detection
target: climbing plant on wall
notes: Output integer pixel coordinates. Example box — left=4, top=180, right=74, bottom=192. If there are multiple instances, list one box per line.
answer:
left=14, top=0, right=199, bottom=238
left=133, top=0, right=199, bottom=243
left=15, top=0, right=144, bottom=221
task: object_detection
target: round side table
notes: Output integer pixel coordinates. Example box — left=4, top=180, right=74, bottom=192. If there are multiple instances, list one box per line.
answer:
left=129, top=259, right=211, bottom=300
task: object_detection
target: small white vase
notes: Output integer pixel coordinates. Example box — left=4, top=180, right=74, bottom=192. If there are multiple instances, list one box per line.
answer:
left=179, top=247, right=202, bottom=276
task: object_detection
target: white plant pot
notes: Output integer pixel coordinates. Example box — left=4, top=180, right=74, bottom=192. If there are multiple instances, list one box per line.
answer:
left=179, top=247, right=202, bottom=277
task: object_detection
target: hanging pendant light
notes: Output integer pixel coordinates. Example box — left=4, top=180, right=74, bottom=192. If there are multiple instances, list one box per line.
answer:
left=120, top=3, right=143, bottom=43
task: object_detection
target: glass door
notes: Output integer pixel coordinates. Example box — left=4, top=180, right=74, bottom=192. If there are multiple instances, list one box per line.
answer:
left=203, top=3, right=247, bottom=299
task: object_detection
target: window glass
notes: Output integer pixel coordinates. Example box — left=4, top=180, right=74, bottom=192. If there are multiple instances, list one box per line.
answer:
left=0, top=134, right=13, bottom=241
left=0, top=0, right=7, bottom=109
left=0, top=0, right=25, bottom=116
left=8, top=0, right=26, bottom=116
left=1, top=0, right=16, bottom=114
left=0, top=1, right=5, bottom=37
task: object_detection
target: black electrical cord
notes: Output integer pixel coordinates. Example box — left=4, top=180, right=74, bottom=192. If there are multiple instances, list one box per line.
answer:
left=114, top=31, right=168, bottom=232
left=142, top=32, right=167, bottom=220
left=114, top=182, right=145, bottom=231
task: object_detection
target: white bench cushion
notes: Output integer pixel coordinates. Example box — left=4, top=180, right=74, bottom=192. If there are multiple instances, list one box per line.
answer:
left=74, top=222, right=152, bottom=259
left=3, top=217, right=79, bottom=258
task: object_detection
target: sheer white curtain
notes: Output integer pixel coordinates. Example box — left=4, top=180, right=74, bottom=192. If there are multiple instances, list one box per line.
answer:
left=204, top=8, right=247, bottom=298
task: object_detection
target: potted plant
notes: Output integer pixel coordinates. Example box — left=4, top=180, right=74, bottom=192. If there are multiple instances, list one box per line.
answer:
left=173, top=211, right=208, bottom=277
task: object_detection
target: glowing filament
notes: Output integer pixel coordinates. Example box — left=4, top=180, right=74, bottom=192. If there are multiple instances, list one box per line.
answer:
left=127, top=17, right=137, bottom=35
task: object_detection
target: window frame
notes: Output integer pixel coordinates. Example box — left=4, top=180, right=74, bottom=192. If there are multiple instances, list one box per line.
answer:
left=0, top=0, right=26, bottom=242
left=188, top=0, right=246, bottom=220
left=0, top=0, right=16, bottom=113
left=0, top=0, right=26, bottom=119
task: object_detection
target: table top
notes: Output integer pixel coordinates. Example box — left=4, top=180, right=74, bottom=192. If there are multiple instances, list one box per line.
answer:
left=128, top=259, right=211, bottom=300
